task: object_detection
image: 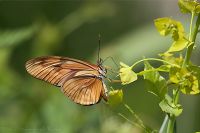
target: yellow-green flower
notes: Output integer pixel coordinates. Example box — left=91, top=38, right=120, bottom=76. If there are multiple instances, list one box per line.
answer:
left=108, top=89, right=123, bottom=106
left=170, top=67, right=200, bottom=94
left=119, top=62, right=137, bottom=85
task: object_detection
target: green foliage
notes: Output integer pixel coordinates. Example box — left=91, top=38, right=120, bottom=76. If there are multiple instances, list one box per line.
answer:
left=154, top=18, right=184, bottom=38
left=157, top=65, right=171, bottom=72
left=154, top=17, right=188, bottom=53
left=178, top=0, right=200, bottom=14
left=161, top=54, right=183, bottom=66
left=118, top=0, right=200, bottom=132
left=169, top=66, right=200, bottom=94
left=159, top=95, right=182, bottom=117
left=143, top=60, right=167, bottom=99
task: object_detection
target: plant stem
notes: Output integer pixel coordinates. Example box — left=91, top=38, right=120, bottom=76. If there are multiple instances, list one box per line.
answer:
left=131, top=58, right=179, bottom=69
left=189, top=12, right=195, bottom=41
left=173, top=88, right=180, bottom=104
left=166, top=115, right=176, bottom=133
left=159, top=115, right=169, bottom=133
left=166, top=13, right=200, bottom=133
left=123, top=103, right=145, bottom=129
left=166, top=89, right=180, bottom=133
left=118, top=113, right=144, bottom=130
left=183, top=13, right=200, bottom=66
left=119, top=103, right=152, bottom=133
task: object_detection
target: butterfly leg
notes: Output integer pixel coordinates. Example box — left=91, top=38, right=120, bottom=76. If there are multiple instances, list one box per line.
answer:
left=102, top=56, right=119, bottom=69
left=107, top=78, right=121, bottom=83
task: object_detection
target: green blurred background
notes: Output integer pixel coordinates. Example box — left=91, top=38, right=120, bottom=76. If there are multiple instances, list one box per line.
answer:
left=0, top=1, right=200, bottom=133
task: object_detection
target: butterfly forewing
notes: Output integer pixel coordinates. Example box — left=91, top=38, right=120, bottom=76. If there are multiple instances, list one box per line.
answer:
left=25, top=56, right=108, bottom=105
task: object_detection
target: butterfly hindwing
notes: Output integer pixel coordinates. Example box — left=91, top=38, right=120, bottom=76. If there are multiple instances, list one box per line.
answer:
left=62, top=77, right=103, bottom=105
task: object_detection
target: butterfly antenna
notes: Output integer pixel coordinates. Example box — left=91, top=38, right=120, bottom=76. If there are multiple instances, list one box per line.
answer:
left=98, top=34, right=101, bottom=64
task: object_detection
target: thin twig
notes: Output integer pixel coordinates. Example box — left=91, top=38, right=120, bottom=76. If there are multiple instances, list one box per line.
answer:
left=118, top=113, right=144, bottom=131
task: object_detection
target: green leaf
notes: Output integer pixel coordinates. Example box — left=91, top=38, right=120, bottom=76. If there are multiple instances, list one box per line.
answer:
left=154, top=17, right=188, bottom=53
left=143, top=61, right=167, bottom=99
left=161, top=54, right=183, bottom=67
left=137, top=65, right=170, bottom=76
left=154, top=18, right=184, bottom=38
left=178, top=0, right=200, bottom=14
left=169, top=66, right=200, bottom=94
left=181, top=74, right=199, bottom=94
left=108, top=89, right=123, bottom=106
left=159, top=95, right=183, bottom=116
left=166, top=38, right=188, bottom=53
left=119, top=62, right=137, bottom=85
left=157, top=65, right=171, bottom=72
left=188, top=65, right=200, bottom=78
left=187, top=65, right=200, bottom=94
left=169, top=67, right=181, bottom=84
left=154, top=18, right=173, bottom=36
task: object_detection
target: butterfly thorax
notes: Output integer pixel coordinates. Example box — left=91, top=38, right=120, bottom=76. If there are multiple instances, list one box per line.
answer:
left=97, top=65, right=107, bottom=79
left=96, top=58, right=107, bottom=79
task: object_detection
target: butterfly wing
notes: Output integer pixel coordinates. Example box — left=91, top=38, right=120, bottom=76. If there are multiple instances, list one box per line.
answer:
left=62, top=77, right=107, bottom=105
left=25, top=56, right=107, bottom=105
left=25, top=56, right=98, bottom=86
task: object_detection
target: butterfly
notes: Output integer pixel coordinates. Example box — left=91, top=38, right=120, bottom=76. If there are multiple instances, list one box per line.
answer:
left=25, top=55, right=108, bottom=105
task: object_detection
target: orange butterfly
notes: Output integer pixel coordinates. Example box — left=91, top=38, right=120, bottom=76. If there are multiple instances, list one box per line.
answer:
left=25, top=55, right=108, bottom=105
